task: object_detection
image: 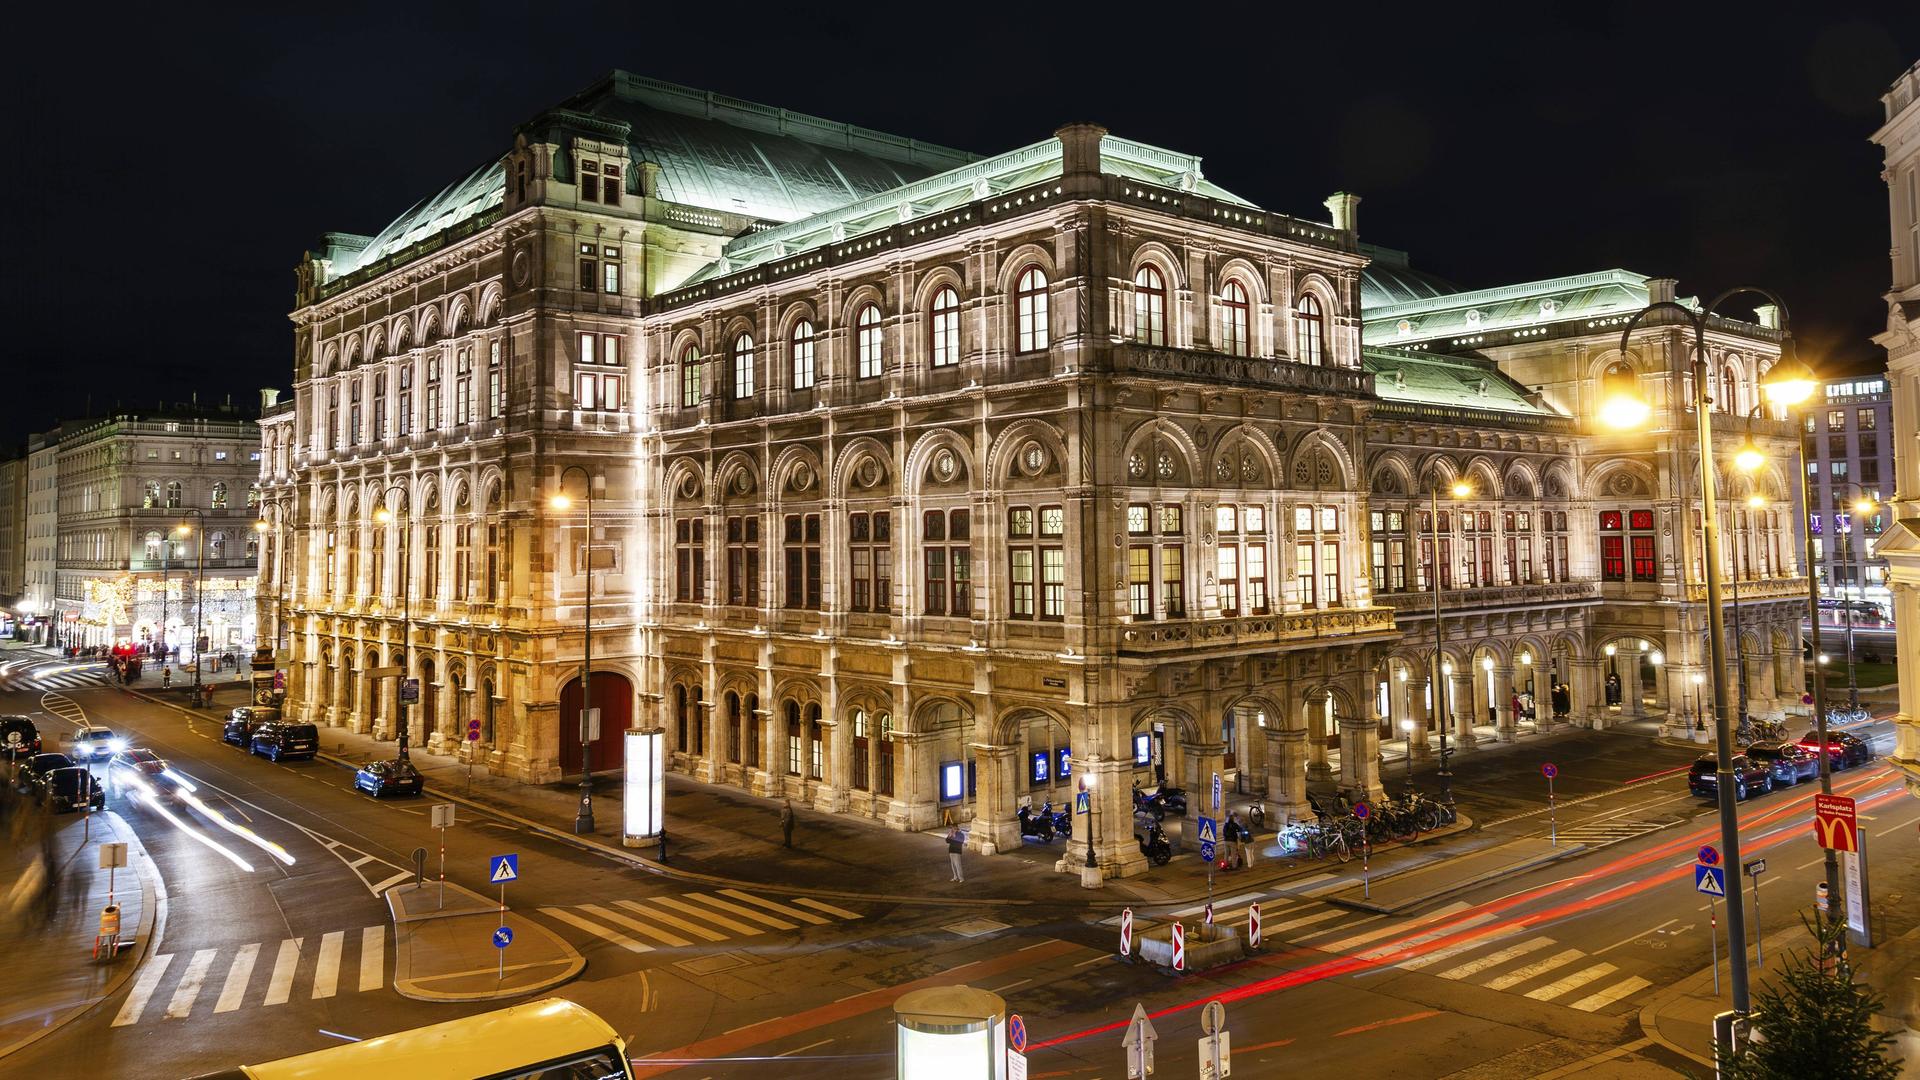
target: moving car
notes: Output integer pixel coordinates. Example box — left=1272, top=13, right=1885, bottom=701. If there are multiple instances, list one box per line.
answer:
left=70, top=726, right=125, bottom=761
left=1, top=716, right=42, bottom=760
left=223, top=707, right=281, bottom=747
left=16, top=751, right=76, bottom=792
left=1743, top=741, right=1822, bottom=786
left=41, top=767, right=105, bottom=813
left=1798, top=731, right=1873, bottom=770
left=107, top=748, right=169, bottom=783
left=1687, top=753, right=1774, bottom=800
left=250, top=723, right=318, bottom=762
left=353, top=758, right=424, bottom=798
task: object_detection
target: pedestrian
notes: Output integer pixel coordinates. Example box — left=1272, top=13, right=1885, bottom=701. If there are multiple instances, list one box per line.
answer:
left=779, top=798, right=795, bottom=848
left=1227, top=811, right=1251, bottom=869
left=161, top=666, right=171, bottom=690
left=946, top=825, right=966, bottom=882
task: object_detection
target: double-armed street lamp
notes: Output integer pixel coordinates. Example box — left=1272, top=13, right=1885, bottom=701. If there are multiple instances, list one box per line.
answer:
left=175, top=510, right=206, bottom=692
left=373, top=486, right=413, bottom=761
left=1423, top=470, right=1474, bottom=804
left=550, top=468, right=605, bottom=835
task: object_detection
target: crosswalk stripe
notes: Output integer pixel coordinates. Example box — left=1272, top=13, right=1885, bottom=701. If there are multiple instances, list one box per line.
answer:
left=264, top=939, right=301, bottom=1006
left=1359, top=913, right=1496, bottom=963
left=793, top=897, right=863, bottom=920
left=1484, top=948, right=1585, bottom=991
left=541, top=907, right=654, bottom=953
left=719, top=889, right=830, bottom=925
left=1438, top=937, right=1554, bottom=981
left=651, top=896, right=763, bottom=936
left=1524, top=962, right=1617, bottom=1001
left=166, top=949, right=218, bottom=1019
left=1167, top=892, right=1266, bottom=918
left=359, top=926, right=385, bottom=991
left=215, top=944, right=260, bottom=1013
left=1570, top=975, right=1653, bottom=1012
left=579, top=904, right=691, bottom=948
left=112, top=952, right=175, bottom=1027
left=1297, top=914, right=1386, bottom=944
left=1265, top=909, right=1343, bottom=934
left=1397, top=926, right=1509, bottom=970
left=1321, top=902, right=1471, bottom=954
left=615, top=900, right=729, bottom=942
left=312, top=931, right=343, bottom=999
left=684, top=892, right=797, bottom=930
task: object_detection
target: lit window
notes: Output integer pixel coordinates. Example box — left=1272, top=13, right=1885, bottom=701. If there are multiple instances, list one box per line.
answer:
left=1015, top=267, right=1049, bottom=353
left=790, top=321, right=816, bottom=390
left=929, top=286, right=960, bottom=367
left=1133, top=265, right=1166, bottom=345
left=856, top=304, right=884, bottom=379
left=1220, top=280, right=1250, bottom=357
left=681, top=346, right=703, bottom=407
left=1295, top=294, right=1325, bottom=365
left=732, top=334, right=756, bottom=398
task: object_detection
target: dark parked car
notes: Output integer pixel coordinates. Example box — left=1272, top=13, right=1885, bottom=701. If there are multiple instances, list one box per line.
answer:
left=1, top=716, right=42, bottom=760
left=1687, top=753, right=1775, bottom=800
left=354, top=758, right=423, bottom=798
left=224, top=706, right=282, bottom=747
left=1799, top=731, right=1873, bottom=770
left=1744, top=741, right=1821, bottom=786
left=42, top=767, right=105, bottom=813
left=16, top=751, right=76, bottom=792
left=250, top=723, right=318, bottom=762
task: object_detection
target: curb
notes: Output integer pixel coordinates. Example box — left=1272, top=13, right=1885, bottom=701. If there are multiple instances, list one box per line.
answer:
left=386, top=884, right=583, bottom=1003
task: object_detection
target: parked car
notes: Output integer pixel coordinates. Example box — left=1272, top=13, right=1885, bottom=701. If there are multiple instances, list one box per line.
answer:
left=250, top=723, right=318, bottom=762
left=1687, top=753, right=1775, bottom=800
left=41, top=767, right=105, bottom=813
left=1, top=716, right=42, bottom=760
left=353, top=758, right=424, bottom=798
left=16, top=751, right=76, bottom=792
left=224, top=706, right=281, bottom=747
left=1743, top=741, right=1821, bottom=786
left=69, top=726, right=125, bottom=761
left=1798, top=731, right=1873, bottom=770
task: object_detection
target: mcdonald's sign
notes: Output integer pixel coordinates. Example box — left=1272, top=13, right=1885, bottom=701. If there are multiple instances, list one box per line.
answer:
left=1813, top=793, right=1858, bottom=853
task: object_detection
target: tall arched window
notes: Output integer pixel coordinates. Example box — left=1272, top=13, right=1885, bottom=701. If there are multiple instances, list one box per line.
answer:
left=856, top=304, right=884, bottom=379
left=143, top=481, right=161, bottom=509
left=1220, top=279, right=1250, bottom=357
left=1134, top=265, right=1167, bottom=345
left=680, top=346, right=702, bottom=407
left=1295, top=294, right=1325, bottom=365
left=731, top=333, right=756, bottom=399
left=790, top=321, right=816, bottom=390
left=1720, top=365, right=1739, bottom=414
left=210, top=482, right=229, bottom=509
left=165, top=481, right=183, bottom=509
left=929, top=286, right=960, bottom=367
left=1015, top=267, right=1049, bottom=353
left=144, top=531, right=161, bottom=561
left=246, top=484, right=261, bottom=509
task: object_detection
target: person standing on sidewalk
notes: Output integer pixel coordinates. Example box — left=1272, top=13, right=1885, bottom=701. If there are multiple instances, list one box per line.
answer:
left=779, top=799, right=795, bottom=848
left=161, top=667, right=171, bottom=690
left=1227, top=811, right=1251, bottom=869
left=946, top=826, right=967, bottom=882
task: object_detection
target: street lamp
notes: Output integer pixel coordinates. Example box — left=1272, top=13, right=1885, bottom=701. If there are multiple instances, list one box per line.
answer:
left=550, top=467, right=604, bottom=835
left=175, top=511, right=206, bottom=694
left=1081, top=766, right=1098, bottom=870
left=1605, top=287, right=1797, bottom=1020
left=1398, top=719, right=1415, bottom=779
left=1423, top=471, right=1473, bottom=804
left=373, top=488, right=412, bottom=761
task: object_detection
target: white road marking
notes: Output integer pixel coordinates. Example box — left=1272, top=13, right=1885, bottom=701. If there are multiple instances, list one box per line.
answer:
left=541, top=907, right=654, bottom=953
left=1437, top=937, right=1554, bottom=981
left=1594, top=918, right=1677, bottom=956
left=359, top=926, right=385, bottom=991
left=793, top=897, right=863, bottom=920
left=112, top=952, right=175, bottom=1027
left=1570, top=975, right=1654, bottom=1012
left=719, top=888, right=831, bottom=925
left=1296, top=914, right=1386, bottom=944
left=777, top=1039, right=834, bottom=1057
left=312, top=931, right=344, bottom=999
left=1166, top=892, right=1265, bottom=918
left=1265, top=909, right=1344, bottom=934
left=1358, top=913, right=1495, bottom=963
left=684, top=892, right=797, bottom=930
left=651, top=895, right=762, bottom=936
left=264, top=938, right=301, bottom=1005
left=165, top=949, right=218, bottom=1019
left=1396, top=925, right=1510, bottom=970
left=1524, top=961, right=1618, bottom=1001
left=579, top=904, right=691, bottom=948
left=1321, top=902, right=1470, bottom=954
left=1483, top=948, right=1585, bottom=991
left=215, top=944, right=260, bottom=1013
left=615, top=900, right=728, bottom=942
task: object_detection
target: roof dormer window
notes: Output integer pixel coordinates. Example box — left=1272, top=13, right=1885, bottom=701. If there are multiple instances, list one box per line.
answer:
left=577, top=156, right=622, bottom=208
left=579, top=159, right=600, bottom=203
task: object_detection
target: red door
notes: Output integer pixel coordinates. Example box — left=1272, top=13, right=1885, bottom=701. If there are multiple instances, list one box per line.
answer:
left=560, top=673, right=630, bottom=774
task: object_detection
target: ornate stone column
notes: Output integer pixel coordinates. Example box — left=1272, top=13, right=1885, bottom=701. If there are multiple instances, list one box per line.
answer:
left=815, top=719, right=848, bottom=812
left=749, top=706, right=776, bottom=796
left=1265, top=727, right=1309, bottom=822
left=970, top=743, right=1020, bottom=855
left=1571, top=657, right=1605, bottom=730
left=694, top=697, right=719, bottom=782
left=1450, top=670, right=1478, bottom=750
left=1493, top=665, right=1517, bottom=742
left=1406, top=677, right=1433, bottom=760
left=1306, top=691, right=1333, bottom=780
left=1338, top=712, right=1385, bottom=804
left=1183, top=739, right=1227, bottom=813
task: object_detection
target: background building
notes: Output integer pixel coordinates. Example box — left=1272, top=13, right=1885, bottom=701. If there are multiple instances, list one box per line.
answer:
left=20, top=430, right=59, bottom=642
left=277, top=73, right=1806, bottom=876
left=1875, top=59, right=1920, bottom=794
left=1794, top=376, right=1895, bottom=613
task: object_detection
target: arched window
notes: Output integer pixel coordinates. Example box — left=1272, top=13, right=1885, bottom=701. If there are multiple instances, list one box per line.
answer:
left=246, top=484, right=261, bottom=509
left=165, top=481, right=183, bottom=509
left=143, top=481, right=161, bottom=509
left=482, top=679, right=498, bottom=745
left=144, top=531, right=161, bottom=561
left=680, top=346, right=702, bottom=408
left=1133, top=265, right=1167, bottom=345
left=1295, top=294, right=1325, bottom=366
left=210, top=531, right=227, bottom=561
left=1220, top=279, right=1250, bottom=357
left=1720, top=365, right=1739, bottom=414
left=210, top=482, right=228, bottom=509
left=790, top=321, right=816, bottom=390
left=731, top=333, right=756, bottom=399
left=1015, top=267, right=1049, bottom=354
left=929, top=286, right=960, bottom=367
left=856, top=304, right=884, bottom=379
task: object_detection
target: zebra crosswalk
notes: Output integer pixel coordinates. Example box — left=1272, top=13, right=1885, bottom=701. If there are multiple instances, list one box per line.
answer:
left=532, top=888, right=865, bottom=955
left=112, top=926, right=388, bottom=1027
left=1409, top=932, right=1651, bottom=1012
left=1549, top=818, right=1676, bottom=846
left=0, top=658, right=113, bottom=692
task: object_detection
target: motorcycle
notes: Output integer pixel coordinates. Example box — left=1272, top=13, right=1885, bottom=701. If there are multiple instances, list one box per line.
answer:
left=1132, top=784, right=1189, bottom=820
left=1040, top=800, right=1072, bottom=840
left=1016, top=805, right=1054, bottom=842
left=1136, top=821, right=1172, bottom=866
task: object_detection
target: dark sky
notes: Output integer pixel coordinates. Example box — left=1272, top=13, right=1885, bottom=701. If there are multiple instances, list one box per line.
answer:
left=2, top=4, right=1913, bottom=446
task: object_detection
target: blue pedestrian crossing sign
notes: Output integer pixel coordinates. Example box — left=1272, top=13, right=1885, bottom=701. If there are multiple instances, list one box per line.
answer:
left=493, top=925, right=514, bottom=948
left=490, top=854, right=519, bottom=883
left=1075, top=790, right=1090, bottom=815
left=1197, top=816, right=1219, bottom=844
left=1695, top=864, right=1726, bottom=897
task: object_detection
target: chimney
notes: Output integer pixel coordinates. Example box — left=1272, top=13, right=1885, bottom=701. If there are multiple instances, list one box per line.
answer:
left=260, top=388, right=281, bottom=411
left=1055, top=123, right=1108, bottom=178
left=1647, top=278, right=1678, bottom=304
left=1324, top=192, right=1361, bottom=235
left=1753, top=303, right=1781, bottom=330
left=638, top=160, right=662, bottom=199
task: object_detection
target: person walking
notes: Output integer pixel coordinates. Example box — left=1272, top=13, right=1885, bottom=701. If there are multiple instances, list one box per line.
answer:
left=779, top=799, right=795, bottom=848
left=946, top=825, right=966, bottom=882
left=1227, top=811, right=1251, bottom=869
left=161, top=666, right=172, bottom=690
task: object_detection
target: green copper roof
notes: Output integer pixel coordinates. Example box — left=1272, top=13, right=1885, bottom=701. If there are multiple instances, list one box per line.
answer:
left=1359, top=245, right=1459, bottom=308
left=682, top=133, right=1258, bottom=284
left=1364, top=347, right=1549, bottom=415
left=1361, top=269, right=1651, bottom=346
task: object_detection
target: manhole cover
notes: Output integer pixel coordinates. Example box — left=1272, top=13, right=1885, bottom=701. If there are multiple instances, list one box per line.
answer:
left=675, top=952, right=755, bottom=976
left=943, top=918, right=1010, bottom=939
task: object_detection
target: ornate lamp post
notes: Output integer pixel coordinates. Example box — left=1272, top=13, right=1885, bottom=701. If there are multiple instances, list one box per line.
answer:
left=1422, top=469, right=1473, bottom=803
left=175, top=510, right=206, bottom=693
left=373, top=487, right=412, bottom=761
left=550, top=467, right=604, bottom=835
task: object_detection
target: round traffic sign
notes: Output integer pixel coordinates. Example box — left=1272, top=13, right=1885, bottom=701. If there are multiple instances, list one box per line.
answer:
left=1541, top=762, right=1558, bottom=779
left=1353, top=801, right=1370, bottom=820
left=493, top=925, right=514, bottom=948
left=1201, top=999, right=1226, bottom=1036
left=1802, top=693, right=1815, bottom=705
left=1008, top=1014, right=1028, bottom=1053
left=468, top=718, right=482, bottom=732
left=467, top=729, right=482, bottom=742
left=1697, top=845, right=1721, bottom=867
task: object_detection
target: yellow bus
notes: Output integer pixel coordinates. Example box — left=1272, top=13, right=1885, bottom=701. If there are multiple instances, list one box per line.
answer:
left=186, top=998, right=632, bottom=1079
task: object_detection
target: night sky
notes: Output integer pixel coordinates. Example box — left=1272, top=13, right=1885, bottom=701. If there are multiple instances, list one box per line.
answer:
left=2, top=5, right=1912, bottom=447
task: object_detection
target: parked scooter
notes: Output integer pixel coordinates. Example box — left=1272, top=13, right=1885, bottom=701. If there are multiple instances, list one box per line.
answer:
left=1136, top=821, right=1172, bottom=866
left=1132, top=784, right=1189, bottom=820
left=1016, top=805, right=1054, bottom=842
left=1040, top=800, right=1072, bottom=840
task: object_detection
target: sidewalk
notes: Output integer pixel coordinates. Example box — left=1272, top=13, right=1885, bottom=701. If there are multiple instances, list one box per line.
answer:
left=0, top=807, right=158, bottom=1061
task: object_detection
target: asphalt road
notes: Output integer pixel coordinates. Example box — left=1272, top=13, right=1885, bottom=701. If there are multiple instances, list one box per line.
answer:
left=2, top=657, right=1911, bottom=1079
